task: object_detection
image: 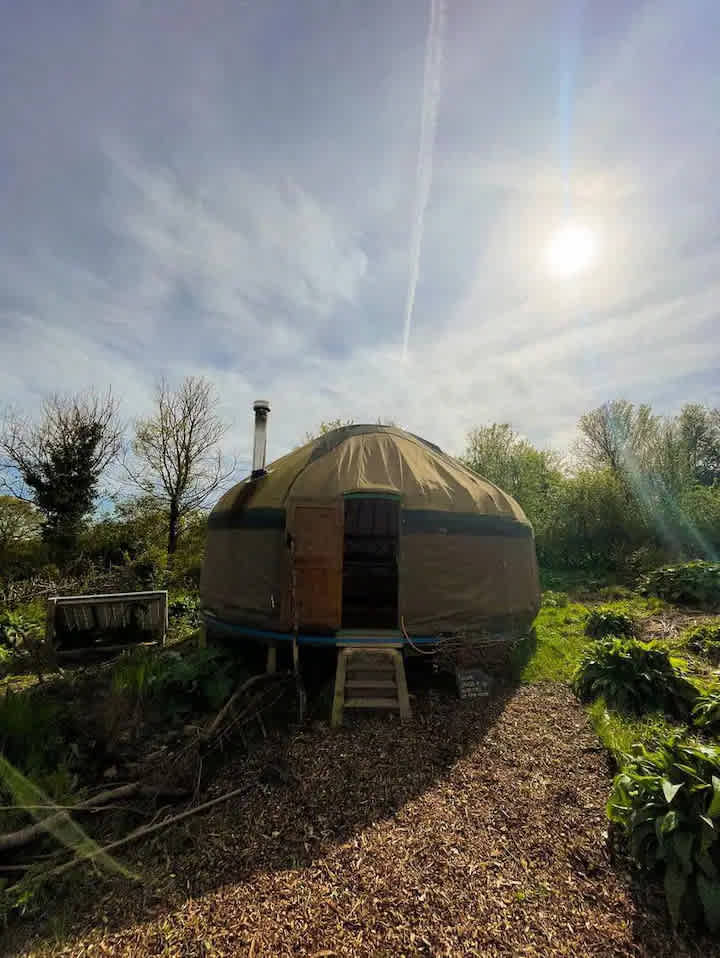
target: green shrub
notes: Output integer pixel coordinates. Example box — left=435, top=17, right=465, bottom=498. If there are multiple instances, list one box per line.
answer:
left=607, top=738, right=720, bottom=930
left=541, top=590, right=569, bottom=608
left=640, top=562, right=720, bottom=607
left=111, top=645, right=235, bottom=717
left=168, top=593, right=200, bottom=625
left=685, top=622, right=720, bottom=663
left=693, top=692, right=720, bottom=731
left=0, top=610, right=42, bottom=650
left=573, top=638, right=698, bottom=716
left=584, top=607, right=638, bottom=639
left=0, top=691, right=66, bottom=779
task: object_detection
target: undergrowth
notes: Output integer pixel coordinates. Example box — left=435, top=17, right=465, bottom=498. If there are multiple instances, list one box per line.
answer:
left=608, top=738, right=720, bottom=931
left=584, top=607, right=638, bottom=639
left=573, top=638, right=698, bottom=717
left=587, top=698, right=682, bottom=764
left=640, top=562, right=720, bottom=608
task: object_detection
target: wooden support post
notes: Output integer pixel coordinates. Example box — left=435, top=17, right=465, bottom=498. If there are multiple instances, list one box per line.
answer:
left=331, top=649, right=349, bottom=728
left=45, top=597, right=57, bottom=646
left=159, top=590, right=168, bottom=646
left=266, top=642, right=277, bottom=675
left=392, top=649, right=412, bottom=723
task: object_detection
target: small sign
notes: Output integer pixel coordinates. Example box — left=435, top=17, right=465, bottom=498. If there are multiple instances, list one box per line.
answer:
left=455, top=667, right=492, bottom=700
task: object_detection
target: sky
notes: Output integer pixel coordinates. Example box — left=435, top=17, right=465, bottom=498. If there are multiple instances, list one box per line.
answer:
left=2, top=0, right=720, bottom=476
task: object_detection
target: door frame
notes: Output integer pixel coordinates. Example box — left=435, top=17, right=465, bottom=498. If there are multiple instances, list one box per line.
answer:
left=341, top=491, right=402, bottom=630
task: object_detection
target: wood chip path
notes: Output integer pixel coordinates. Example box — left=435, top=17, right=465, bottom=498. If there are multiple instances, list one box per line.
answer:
left=8, top=684, right=711, bottom=957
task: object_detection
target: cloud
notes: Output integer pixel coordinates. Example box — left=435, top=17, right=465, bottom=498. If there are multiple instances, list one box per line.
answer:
left=1, top=0, right=719, bottom=487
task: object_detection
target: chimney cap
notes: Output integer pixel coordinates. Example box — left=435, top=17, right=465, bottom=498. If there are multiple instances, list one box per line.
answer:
left=253, top=399, right=270, bottom=413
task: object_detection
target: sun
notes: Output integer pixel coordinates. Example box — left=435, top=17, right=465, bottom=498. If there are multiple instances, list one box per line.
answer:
left=545, top=223, right=596, bottom=278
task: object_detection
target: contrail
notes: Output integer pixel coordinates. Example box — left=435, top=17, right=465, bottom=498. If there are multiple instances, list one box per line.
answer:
left=402, top=0, right=447, bottom=359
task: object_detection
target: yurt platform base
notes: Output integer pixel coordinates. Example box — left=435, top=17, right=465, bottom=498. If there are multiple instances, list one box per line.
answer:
left=202, top=613, right=438, bottom=648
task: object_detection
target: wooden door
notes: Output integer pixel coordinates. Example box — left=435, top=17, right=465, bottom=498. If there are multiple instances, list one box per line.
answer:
left=289, top=500, right=343, bottom=631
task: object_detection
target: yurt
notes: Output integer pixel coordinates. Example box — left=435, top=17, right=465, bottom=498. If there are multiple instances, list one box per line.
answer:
left=200, top=402, right=540, bottom=653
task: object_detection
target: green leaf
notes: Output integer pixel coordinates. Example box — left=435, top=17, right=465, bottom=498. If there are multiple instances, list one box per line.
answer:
left=660, top=810, right=680, bottom=835
left=708, top=777, right=720, bottom=819
left=662, top=780, right=683, bottom=804
left=697, top=873, right=720, bottom=932
left=664, top=862, right=687, bottom=928
left=672, top=831, right=694, bottom=874
left=695, top=848, right=719, bottom=879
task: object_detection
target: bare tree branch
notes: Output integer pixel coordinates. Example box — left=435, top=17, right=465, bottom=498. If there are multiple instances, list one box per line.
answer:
left=126, top=377, right=236, bottom=554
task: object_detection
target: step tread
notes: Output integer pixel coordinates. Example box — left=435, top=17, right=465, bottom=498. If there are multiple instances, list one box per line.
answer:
left=344, top=697, right=400, bottom=709
left=345, top=679, right=397, bottom=690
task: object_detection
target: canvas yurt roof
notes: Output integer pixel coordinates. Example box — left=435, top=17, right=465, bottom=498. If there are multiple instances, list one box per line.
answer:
left=210, top=424, right=529, bottom=524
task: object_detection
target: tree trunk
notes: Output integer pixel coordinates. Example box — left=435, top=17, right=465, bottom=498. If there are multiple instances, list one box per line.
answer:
left=167, top=502, right=180, bottom=555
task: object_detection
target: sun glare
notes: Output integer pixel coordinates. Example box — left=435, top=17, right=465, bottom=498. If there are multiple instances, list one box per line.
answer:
left=546, top=223, right=596, bottom=278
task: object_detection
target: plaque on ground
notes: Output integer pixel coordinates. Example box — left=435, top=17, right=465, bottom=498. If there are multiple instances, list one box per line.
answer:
left=455, top=667, right=492, bottom=700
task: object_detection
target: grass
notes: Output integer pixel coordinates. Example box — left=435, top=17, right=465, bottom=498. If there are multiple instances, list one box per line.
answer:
left=521, top=589, right=716, bottom=763
left=587, top=697, right=684, bottom=762
left=518, top=602, right=589, bottom=683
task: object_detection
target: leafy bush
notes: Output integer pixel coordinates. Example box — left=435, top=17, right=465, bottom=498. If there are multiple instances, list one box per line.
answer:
left=584, top=607, right=638, bottom=639
left=573, top=638, right=698, bottom=716
left=685, top=622, right=720, bottom=663
left=168, top=593, right=200, bottom=625
left=0, top=609, right=43, bottom=650
left=640, top=562, right=720, bottom=607
left=541, top=590, right=569, bottom=608
left=0, top=691, right=66, bottom=779
left=693, top=692, right=720, bottom=731
left=607, top=738, right=720, bottom=930
left=111, top=645, right=236, bottom=717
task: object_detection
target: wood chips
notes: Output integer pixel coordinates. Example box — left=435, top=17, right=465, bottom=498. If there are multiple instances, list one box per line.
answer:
left=7, top=684, right=712, bottom=957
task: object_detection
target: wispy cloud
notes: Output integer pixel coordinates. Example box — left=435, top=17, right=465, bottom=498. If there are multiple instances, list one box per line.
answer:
left=0, top=0, right=719, bottom=477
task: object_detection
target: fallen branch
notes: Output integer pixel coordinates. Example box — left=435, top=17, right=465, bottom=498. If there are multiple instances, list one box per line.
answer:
left=50, top=783, right=255, bottom=878
left=0, top=783, right=188, bottom=853
left=202, top=672, right=288, bottom=742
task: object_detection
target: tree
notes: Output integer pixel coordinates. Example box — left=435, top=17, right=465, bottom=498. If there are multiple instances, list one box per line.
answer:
left=0, top=496, right=42, bottom=551
left=0, top=391, right=122, bottom=558
left=539, top=468, right=650, bottom=570
left=302, top=417, right=398, bottom=445
left=676, top=403, right=720, bottom=486
left=127, top=377, right=234, bottom=556
left=575, top=400, right=659, bottom=476
left=461, top=423, right=563, bottom=526
left=303, top=418, right=355, bottom=444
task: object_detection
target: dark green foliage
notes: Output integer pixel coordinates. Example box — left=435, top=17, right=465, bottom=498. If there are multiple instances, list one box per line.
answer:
left=640, top=562, right=720, bottom=607
left=584, top=607, right=638, bottom=639
left=168, top=593, right=200, bottom=624
left=541, top=590, right=569, bottom=608
left=607, top=738, right=720, bottom=930
left=111, top=645, right=237, bottom=717
left=1, top=393, right=121, bottom=560
left=0, top=610, right=28, bottom=649
left=23, top=421, right=105, bottom=552
left=573, top=638, right=698, bottom=716
left=693, top=692, right=720, bottom=731
left=685, top=622, right=720, bottom=663
left=536, top=468, right=649, bottom=571
left=0, top=691, right=66, bottom=781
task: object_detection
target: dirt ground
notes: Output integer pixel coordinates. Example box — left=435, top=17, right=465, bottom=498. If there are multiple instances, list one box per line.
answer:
left=4, top=682, right=714, bottom=958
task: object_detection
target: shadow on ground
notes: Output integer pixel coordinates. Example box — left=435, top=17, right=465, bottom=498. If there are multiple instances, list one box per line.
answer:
left=3, top=646, right=523, bottom=953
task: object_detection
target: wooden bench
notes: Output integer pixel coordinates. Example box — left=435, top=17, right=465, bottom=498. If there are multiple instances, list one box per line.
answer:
left=46, top=591, right=168, bottom=655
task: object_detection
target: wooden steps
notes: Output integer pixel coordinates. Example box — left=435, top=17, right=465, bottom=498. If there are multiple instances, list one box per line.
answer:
left=331, top=646, right=411, bottom=727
